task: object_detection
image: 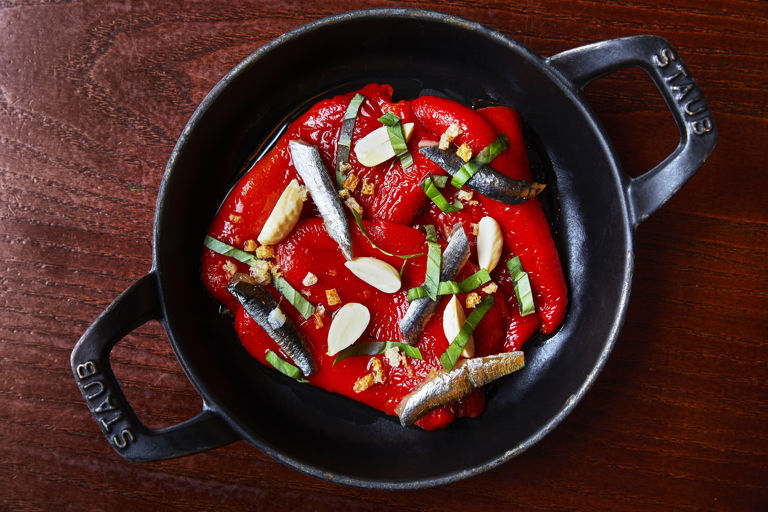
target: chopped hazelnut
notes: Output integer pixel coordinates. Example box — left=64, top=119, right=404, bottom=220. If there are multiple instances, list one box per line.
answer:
left=313, top=303, right=326, bottom=329
left=343, top=173, right=360, bottom=192
left=338, top=189, right=351, bottom=200
left=345, top=197, right=363, bottom=216
left=439, top=123, right=462, bottom=150
left=465, top=291, right=482, bottom=309
left=353, top=373, right=374, bottom=393
left=482, top=282, right=499, bottom=295
left=229, top=213, right=243, bottom=223
left=361, top=177, right=375, bottom=196
left=456, top=143, right=473, bottom=162
left=468, top=199, right=480, bottom=206
left=457, top=189, right=474, bottom=202
left=325, top=288, right=342, bottom=306
left=369, top=358, right=386, bottom=384
left=243, top=239, right=258, bottom=252
left=256, top=244, right=274, bottom=259
left=302, top=272, right=318, bottom=287
left=249, top=260, right=271, bottom=284
left=222, top=261, right=237, bottom=280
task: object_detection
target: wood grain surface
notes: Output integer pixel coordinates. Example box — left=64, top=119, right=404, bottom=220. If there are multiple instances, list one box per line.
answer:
left=1, top=1, right=766, bottom=510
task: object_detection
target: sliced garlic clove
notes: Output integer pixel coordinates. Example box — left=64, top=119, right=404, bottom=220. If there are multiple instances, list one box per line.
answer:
left=443, top=295, right=474, bottom=358
left=327, top=303, right=370, bottom=356
left=354, top=123, right=415, bottom=167
left=257, top=179, right=306, bottom=245
left=477, top=216, right=503, bottom=272
left=344, top=257, right=401, bottom=293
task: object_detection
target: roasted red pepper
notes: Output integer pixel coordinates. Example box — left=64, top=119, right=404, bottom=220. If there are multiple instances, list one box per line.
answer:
left=411, top=97, right=568, bottom=335
left=201, top=85, right=566, bottom=429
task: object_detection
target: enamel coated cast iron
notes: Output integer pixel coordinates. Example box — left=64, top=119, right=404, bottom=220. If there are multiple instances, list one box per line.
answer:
left=71, top=9, right=716, bottom=489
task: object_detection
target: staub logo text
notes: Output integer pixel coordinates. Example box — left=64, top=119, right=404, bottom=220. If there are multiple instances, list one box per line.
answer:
left=75, top=360, right=135, bottom=450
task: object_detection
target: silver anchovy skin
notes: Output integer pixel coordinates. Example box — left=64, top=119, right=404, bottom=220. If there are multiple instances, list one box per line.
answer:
left=289, top=139, right=354, bottom=260
left=419, top=145, right=545, bottom=204
left=399, top=225, right=470, bottom=345
left=394, top=352, right=525, bottom=426
left=227, top=274, right=316, bottom=377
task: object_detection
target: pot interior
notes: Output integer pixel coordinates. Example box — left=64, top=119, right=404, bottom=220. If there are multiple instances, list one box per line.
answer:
left=155, top=10, right=632, bottom=487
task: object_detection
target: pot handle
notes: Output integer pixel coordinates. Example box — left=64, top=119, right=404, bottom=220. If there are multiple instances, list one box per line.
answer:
left=546, top=35, right=717, bottom=226
left=71, top=272, right=239, bottom=461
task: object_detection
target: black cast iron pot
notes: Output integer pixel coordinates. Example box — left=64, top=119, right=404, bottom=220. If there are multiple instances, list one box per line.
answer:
left=71, top=9, right=716, bottom=489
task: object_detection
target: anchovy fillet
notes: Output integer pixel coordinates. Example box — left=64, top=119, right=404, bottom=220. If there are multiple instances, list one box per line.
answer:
left=395, top=352, right=525, bottom=426
left=227, top=274, right=316, bottom=377
left=419, top=145, right=545, bottom=204
left=399, top=225, right=470, bottom=345
left=289, top=139, right=354, bottom=260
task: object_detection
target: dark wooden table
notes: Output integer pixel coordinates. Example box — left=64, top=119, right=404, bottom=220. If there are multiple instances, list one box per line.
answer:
left=2, top=1, right=766, bottom=510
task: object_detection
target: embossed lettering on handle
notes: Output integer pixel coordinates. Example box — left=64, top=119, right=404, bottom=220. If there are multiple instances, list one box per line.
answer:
left=71, top=272, right=238, bottom=461
left=547, top=35, right=717, bottom=225
left=75, top=360, right=135, bottom=450
left=653, top=47, right=713, bottom=136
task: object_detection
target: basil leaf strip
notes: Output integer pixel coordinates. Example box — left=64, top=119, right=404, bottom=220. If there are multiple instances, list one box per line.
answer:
left=406, top=269, right=492, bottom=301
left=333, top=341, right=423, bottom=365
left=378, top=112, right=413, bottom=169
left=430, top=174, right=449, bottom=188
left=266, top=350, right=308, bottom=382
left=421, top=176, right=463, bottom=213
left=203, top=235, right=257, bottom=265
left=423, top=241, right=442, bottom=301
left=422, top=224, right=438, bottom=243
left=439, top=295, right=495, bottom=371
left=272, top=275, right=315, bottom=319
left=506, top=256, right=535, bottom=316
left=336, top=93, right=365, bottom=187
left=350, top=207, right=424, bottom=260
left=450, top=133, right=510, bottom=189
left=204, top=236, right=315, bottom=319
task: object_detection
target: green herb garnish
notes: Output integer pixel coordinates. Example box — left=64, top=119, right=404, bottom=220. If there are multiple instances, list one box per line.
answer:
left=422, top=224, right=438, bottom=243
left=421, top=175, right=463, bottom=213
left=430, top=174, right=449, bottom=188
left=423, top=241, right=442, bottom=301
left=336, top=93, right=365, bottom=187
left=406, top=269, right=492, bottom=301
left=439, top=295, right=495, bottom=371
left=272, top=275, right=315, bottom=319
left=378, top=112, right=413, bottom=169
left=266, top=350, right=308, bottom=382
left=333, top=341, right=422, bottom=365
left=350, top=207, right=424, bottom=260
left=203, top=235, right=257, bottom=265
left=506, top=256, right=535, bottom=316
left=450, top=134, right=509, bottom=189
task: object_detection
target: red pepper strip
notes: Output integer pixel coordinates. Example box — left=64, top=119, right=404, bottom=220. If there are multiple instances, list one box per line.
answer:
left=478, top=106, right=568, bottom=334
left=412, top=97, right=566, bottom=335
left=411, top=96, right=498, bottom=155
left=475, top=106, right=531, bottom=181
